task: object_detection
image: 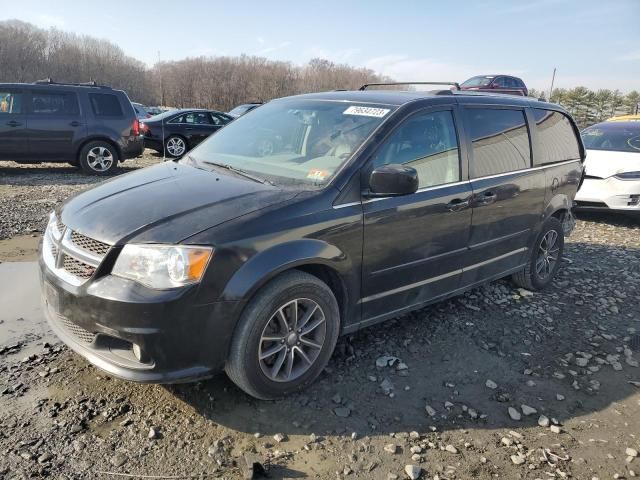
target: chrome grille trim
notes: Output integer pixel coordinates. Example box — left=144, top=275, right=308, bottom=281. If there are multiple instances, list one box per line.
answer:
left=43, top=220, right=112, bottom=286
left=70, top=231, right=111, bottom=257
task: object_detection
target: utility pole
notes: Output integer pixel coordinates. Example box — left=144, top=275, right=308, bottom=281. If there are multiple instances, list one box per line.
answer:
left=548, top=67, right=556, bottom=102
left=158, top=51, right=164, bottom=107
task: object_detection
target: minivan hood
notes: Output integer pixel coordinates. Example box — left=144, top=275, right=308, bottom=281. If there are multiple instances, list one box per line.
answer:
left=59, top=162, right=297, bottom=245
left=584, top=149, right=640, bottom=178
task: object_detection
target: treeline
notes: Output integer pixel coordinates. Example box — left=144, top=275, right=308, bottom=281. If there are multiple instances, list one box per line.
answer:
left=0, top=20, right=390, bottom=111
left=148, top=56, right=392, bottom=111
left=0, top=20, right=150, bottom=102
left=529, top=87, right=640, bottom=128
left=1, top=20, right=638, bottom=124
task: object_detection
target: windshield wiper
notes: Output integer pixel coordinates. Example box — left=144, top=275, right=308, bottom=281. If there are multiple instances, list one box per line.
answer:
left=201, top=160, right=274, bottom=185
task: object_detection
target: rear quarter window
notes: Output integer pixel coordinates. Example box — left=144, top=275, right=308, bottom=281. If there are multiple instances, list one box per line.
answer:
left=532, top=109, right=581, bottom=165
left=31, top=92, right=79, bottom=115
left=89, top=93, right=124, bottom=117
left=465, top=108, right=531, bottom=178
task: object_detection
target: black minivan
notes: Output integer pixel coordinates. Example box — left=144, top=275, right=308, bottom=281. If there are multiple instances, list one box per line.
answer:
left=0, top=80, right=143, bottom=175
left=40, top=84, right=584, bottom=399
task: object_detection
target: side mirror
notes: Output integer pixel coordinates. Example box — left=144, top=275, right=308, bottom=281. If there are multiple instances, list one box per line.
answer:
left=367, top=164, right=418, bottom=197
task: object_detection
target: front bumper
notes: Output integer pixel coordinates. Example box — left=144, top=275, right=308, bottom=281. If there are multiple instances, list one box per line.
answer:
left=575, top=177, right=640, bottom=211
left=39, top=254, right=244, bottom=384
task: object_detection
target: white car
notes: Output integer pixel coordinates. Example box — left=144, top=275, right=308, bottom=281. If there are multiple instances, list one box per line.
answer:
left=575, top=121, right=640, bottom=212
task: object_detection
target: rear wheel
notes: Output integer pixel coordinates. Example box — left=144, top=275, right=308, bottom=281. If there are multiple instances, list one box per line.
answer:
left=225, top=271, right=340, bottom=400
left=165, top=135, right=187, bottom=158
left=79, top=141, right=119, bottom=175
left=512, top=217, right=564, bottom=290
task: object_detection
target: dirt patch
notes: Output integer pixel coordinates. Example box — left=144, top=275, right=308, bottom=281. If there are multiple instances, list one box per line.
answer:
left=0, top=234, right=41, bottom=262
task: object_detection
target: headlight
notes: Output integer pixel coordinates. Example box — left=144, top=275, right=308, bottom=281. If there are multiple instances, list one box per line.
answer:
left=614, top=171, right=640, bottom=180
left=112, top=244, right=213, bottom=289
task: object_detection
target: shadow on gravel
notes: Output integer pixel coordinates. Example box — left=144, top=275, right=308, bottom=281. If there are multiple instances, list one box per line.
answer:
left=0, top=163, right=150, bottom=186
left=169, top=240, right=640, bottom=439
left=575, top=210, right=639, bottom=227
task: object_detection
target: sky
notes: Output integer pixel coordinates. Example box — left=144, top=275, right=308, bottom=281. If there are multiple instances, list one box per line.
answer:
left=1, top=0, right=639, bottom=93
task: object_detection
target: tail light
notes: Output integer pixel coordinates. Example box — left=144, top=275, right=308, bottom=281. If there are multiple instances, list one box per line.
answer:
left=132, top=119, right=140, bottom=136
left=140, top=122, right=149, bottom=134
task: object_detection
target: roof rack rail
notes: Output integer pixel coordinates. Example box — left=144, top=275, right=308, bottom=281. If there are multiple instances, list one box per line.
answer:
left=359, top=81, right=461, bottom=91
left=32, top=78, right=111, bottom=89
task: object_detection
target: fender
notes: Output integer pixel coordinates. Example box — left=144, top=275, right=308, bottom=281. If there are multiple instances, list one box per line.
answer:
left=542, top=193, right=573, bottom=221
left=222, top=238, right=352, bottom=303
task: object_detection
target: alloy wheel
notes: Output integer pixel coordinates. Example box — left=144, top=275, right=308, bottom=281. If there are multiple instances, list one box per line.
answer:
left=87, top=146, right=114, bottom=172
left=166, top=137, right=186, bottom=157
left=258, top=298, right=327, bottom=382
left=536, top=229, right=559, bottom=279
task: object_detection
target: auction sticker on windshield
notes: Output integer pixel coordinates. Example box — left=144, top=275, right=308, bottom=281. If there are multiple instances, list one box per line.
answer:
left=343, top=106, right=390, bottom=118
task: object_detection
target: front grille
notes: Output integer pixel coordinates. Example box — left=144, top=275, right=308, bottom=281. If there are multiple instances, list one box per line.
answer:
left=50, top=243, right=58, bottom=259
left=57, top=315, right=96, bottom=344
left=63, top=255, right=96, bottom=279
left=56, top=219, right=65, bottom=235
left=70, top=231, right=110, bottom=256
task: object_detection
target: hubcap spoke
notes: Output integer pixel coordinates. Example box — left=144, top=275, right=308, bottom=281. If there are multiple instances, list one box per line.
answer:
left=259, top=343, right=286, bottom=360
left=259, top=298, right=327, bottom=383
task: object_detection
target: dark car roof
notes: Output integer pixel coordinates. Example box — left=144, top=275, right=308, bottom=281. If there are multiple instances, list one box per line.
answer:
left=0, top=82, right=119, bottom=92
left=278, top=89, right=555, bottom=110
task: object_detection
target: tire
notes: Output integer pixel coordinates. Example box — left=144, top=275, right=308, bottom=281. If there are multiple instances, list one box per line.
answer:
left=512, top=217, right=564, bottom=291
left=225, top=270, right=340, bottom=400
left=78, top=141, right=119, bottom=175
left=165, top=135, right=188, bottom=158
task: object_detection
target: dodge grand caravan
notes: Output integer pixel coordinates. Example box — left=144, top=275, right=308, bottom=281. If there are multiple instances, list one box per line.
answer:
left=0, top=80, right=143, bottom=175
left=40, top=84, right=585, bottom=399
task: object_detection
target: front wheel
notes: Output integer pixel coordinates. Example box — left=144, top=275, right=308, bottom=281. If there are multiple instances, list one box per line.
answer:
left=512, top=217, right=564, bottom=290
left=225, top=271, right=340, bottom=400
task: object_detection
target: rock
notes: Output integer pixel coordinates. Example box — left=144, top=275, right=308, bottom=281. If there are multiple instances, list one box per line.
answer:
left=511, top=453, right=526, bottom=465
left=273, top=433, right=286, bottom=443
left=501, top=437, right=514, bottom=446
left=376, top=356, right=399, bottom=368
left=538, top=415, right=550, bottom=427
left=445, top=444, right=459, bottom=454
left=508, top=407, right=521, bottom=421
left=380, top=378, right=395, bottom=395
left=521, top=404, right=537, bottom=416
left=384, top=444, right=398, bottom=454
left=425, top=405, right=436, bottom=417
left=404, top=464, right=422, bottom=480
left=556, top=394, right=565, bottom=401
left=332, top=393, right=342, bottom=404
left=111, top=453, right=127, bottom=467
left=485, top=379, right=498, bottom=389
left=334, top=407, right=351, bottom=418
left=576, top=357, right=589, bottom=367
left=410, top=446, right=422, bottom=454
left=387, top=474, right=399, bottom=480
left=148, top=426, right=159, bottom=439
left=37, top=452, right=53, bottom=463
left=626, top=447, right=639, bottom=457
left=550, top=425, right=562, bottom=434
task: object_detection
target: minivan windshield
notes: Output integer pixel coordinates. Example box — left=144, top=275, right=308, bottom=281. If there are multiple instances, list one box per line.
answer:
left=186, top=99, right=396, bottom=188
left=462, top=76, right=493, bottom=87
left=582, top=122, right=640, bottom=153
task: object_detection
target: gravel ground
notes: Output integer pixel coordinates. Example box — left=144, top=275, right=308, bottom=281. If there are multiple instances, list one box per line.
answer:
left=1, top=159, right=640, bottom=479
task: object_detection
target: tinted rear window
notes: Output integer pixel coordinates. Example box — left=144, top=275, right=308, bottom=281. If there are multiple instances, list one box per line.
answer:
left=466, top=108, right=531, bottom=178
left=582, top=123, right=640, bottom=154
left=533, top=109, right=581, bottom=164
left=89, top=93, right=123, bottom=117
left=32, top=92, right=79, bottom=115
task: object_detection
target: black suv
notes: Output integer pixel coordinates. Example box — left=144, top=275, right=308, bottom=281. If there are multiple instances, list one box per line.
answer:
left=0, top=80, right=143, bottom=175
left=40, top=84, right=584, bottom=399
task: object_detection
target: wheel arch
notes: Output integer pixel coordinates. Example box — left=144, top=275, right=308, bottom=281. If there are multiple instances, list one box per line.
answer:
left=76, top=137, right=122, bottom=164
left=222, top=239, right=353, bottom=325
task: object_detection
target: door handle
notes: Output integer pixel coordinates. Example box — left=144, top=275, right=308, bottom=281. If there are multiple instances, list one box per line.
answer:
left=69, top=121, right=82, bottom=127
left=476, top=191, right=497, bottom=205
left=185, top=127, right=193, bottom=131
left=6, top=120, right=22, bottom=127
left=446, top=198, right=470, bottom=212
